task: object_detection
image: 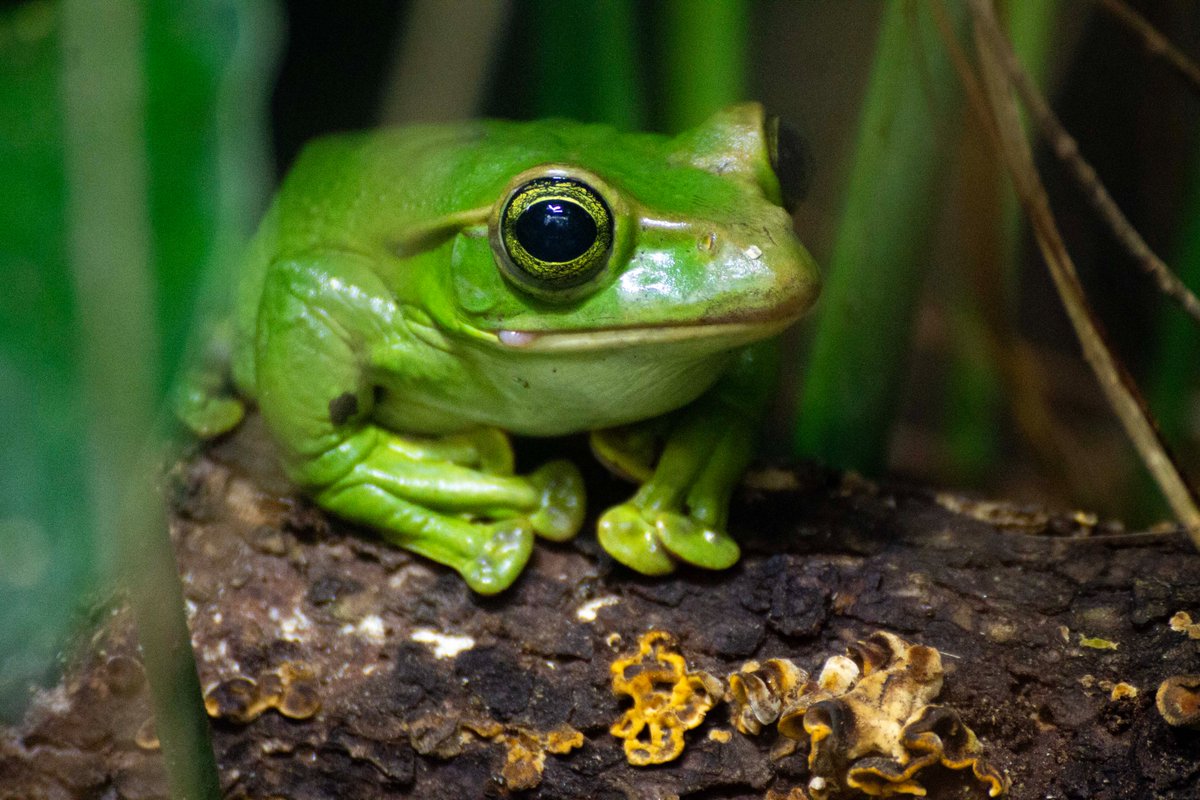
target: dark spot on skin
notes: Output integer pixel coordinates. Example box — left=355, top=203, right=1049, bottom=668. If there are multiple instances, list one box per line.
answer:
left=329, top=392, right=359, bottom=425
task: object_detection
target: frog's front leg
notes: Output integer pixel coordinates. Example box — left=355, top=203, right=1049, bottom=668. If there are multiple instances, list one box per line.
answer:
left=255, top=253, right=584, bottom=593
left=594, top=342, right=777, bottom=575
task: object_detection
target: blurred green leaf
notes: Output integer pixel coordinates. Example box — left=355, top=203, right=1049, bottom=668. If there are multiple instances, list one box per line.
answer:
left=0, top=0, right=276, bottom=742
left=943, top=0, right=1061, bottom=481
left=1146, top=147, right=1200, bottom=516
left=0, top=0, right=92, bottom=721
left=792, top=1, right=969, bottom=474
left=530, top=0, right=644, bottom=129
left=660, top=0, right=747, bottom=132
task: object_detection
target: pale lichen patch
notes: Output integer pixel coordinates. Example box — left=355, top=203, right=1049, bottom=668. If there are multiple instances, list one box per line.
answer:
left=743, top=467, right=801, bottom=491
left=356, top=614, right=386, bottom=643
left=575, top=595, right=620, bottom=622
left=278, top=609, right=314, bottom=643
left=411, top=628, right=475, bottom=659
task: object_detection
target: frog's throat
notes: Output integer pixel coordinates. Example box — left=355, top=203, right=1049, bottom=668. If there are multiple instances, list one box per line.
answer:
left=491, top=315, right=796, bottom=352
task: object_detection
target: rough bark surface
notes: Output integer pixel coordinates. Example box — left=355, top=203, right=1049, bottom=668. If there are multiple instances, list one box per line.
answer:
left=2, top=419, right=1198, bottom=799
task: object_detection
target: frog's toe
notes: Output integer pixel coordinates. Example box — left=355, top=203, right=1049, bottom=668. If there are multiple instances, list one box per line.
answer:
left=461, top=520, right=534, bottom=594
left=471, top=427, right=515, bottom=475
left=176, top=393, right=245, bottom=439
left=528, top=460, right=586, bottom=542
left=597, top=504, right=675, bottom=575
left=590, top=427, right=658, bottom=483
left=654, top=511, right=740, bottom=570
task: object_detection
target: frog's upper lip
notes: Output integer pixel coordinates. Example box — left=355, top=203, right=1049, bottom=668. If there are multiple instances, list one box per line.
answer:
left=491, top=309, right=801, bottom=352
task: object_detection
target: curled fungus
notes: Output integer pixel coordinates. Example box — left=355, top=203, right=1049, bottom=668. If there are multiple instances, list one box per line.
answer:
left=737, top=632, right=1008, bottom=798
left=1157, top=674, right=1200, bottom=728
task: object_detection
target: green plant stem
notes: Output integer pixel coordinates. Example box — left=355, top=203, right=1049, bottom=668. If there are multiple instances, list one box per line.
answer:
left=792, top=1, right=969, bottom=473
left=532, top=0, right=643, bottom=129
left=660, top=0, right=748, bottom=132
left=60, top=2, right=220, bottom=798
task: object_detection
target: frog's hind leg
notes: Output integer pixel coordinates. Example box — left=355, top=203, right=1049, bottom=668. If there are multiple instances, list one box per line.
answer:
left=388, top=426, right=516, bottom=476
left=254, top=252, right=584, bottom=593
left=322, top=430, right=585, bottom=542
left=313, top=432, right=584, bottom=591
left=317, top=480, right=535, bottom=593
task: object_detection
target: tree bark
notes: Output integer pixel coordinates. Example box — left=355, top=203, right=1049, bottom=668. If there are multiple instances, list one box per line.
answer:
left=3, top=418, right=1198, bottom=799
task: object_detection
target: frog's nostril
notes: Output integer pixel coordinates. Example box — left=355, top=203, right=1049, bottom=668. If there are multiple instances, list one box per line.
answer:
left=765, top=115, right=812, bottom=214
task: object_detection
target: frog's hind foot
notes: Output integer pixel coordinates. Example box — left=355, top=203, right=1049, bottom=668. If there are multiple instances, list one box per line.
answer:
left=459, top=519, right=536, bottom=594
left=528, top=460, right=586, bottom=542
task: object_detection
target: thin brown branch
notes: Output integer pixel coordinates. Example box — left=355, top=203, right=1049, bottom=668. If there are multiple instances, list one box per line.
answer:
left=967, top=0, right=1200, bottom=546
left=929, top=0, right=999, bottom=146
left=930, top=0, right=1102, bottom=497
left=981, top=5, right=1200, bottom=326
left=1095, top=0, right=1200, bottom=96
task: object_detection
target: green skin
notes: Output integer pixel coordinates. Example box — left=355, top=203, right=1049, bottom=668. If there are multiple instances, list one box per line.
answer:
left=183, top=103, right=820, bottom=594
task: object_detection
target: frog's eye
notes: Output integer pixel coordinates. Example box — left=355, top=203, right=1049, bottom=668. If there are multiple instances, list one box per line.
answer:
left=765, top=115, right=812, bottom=214
left=498, top=176, right=613, bottom=293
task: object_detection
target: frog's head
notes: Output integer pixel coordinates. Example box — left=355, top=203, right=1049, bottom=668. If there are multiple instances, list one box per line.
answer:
left=426, top=102, right=818, bottom=358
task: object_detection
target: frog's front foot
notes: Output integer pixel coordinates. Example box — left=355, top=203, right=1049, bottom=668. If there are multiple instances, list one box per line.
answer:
left=460, top=519, right=536, bottom=594
left=597, top=502, right=740, bottom=576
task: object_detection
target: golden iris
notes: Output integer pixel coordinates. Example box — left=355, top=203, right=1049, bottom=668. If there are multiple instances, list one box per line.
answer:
left=500, top=177, right=613, bottom=289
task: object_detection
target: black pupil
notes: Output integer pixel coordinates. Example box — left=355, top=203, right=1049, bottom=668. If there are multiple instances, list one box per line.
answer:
left=514, top=199, right=596, bottom=263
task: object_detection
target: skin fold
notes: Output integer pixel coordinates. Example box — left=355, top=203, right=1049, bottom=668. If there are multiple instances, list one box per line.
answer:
left=181, top=102, right=820, bottom=594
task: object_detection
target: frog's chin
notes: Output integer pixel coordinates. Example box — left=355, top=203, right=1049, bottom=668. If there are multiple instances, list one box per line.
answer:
left=490, top=315, right=796, bottom=353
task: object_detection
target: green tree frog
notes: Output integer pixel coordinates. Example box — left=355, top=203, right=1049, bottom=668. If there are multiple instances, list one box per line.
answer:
left=183, top=103, right=819, bottom=594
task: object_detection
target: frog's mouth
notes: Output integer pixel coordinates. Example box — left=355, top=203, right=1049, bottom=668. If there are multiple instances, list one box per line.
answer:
left=492, top=314, right=797, bottom=353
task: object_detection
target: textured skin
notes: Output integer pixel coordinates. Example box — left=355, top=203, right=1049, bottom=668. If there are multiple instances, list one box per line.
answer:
left=209, top=103, right=819, bottom=592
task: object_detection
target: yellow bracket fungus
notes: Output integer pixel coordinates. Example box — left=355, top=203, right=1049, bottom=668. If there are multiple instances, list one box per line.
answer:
left=496, top=724, right=585, bottom=791
left=203, top=661, right=321, bottom=723
left=610, top=630, right=722, bottom=765
left=457, top=718, right=584, bottom=790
